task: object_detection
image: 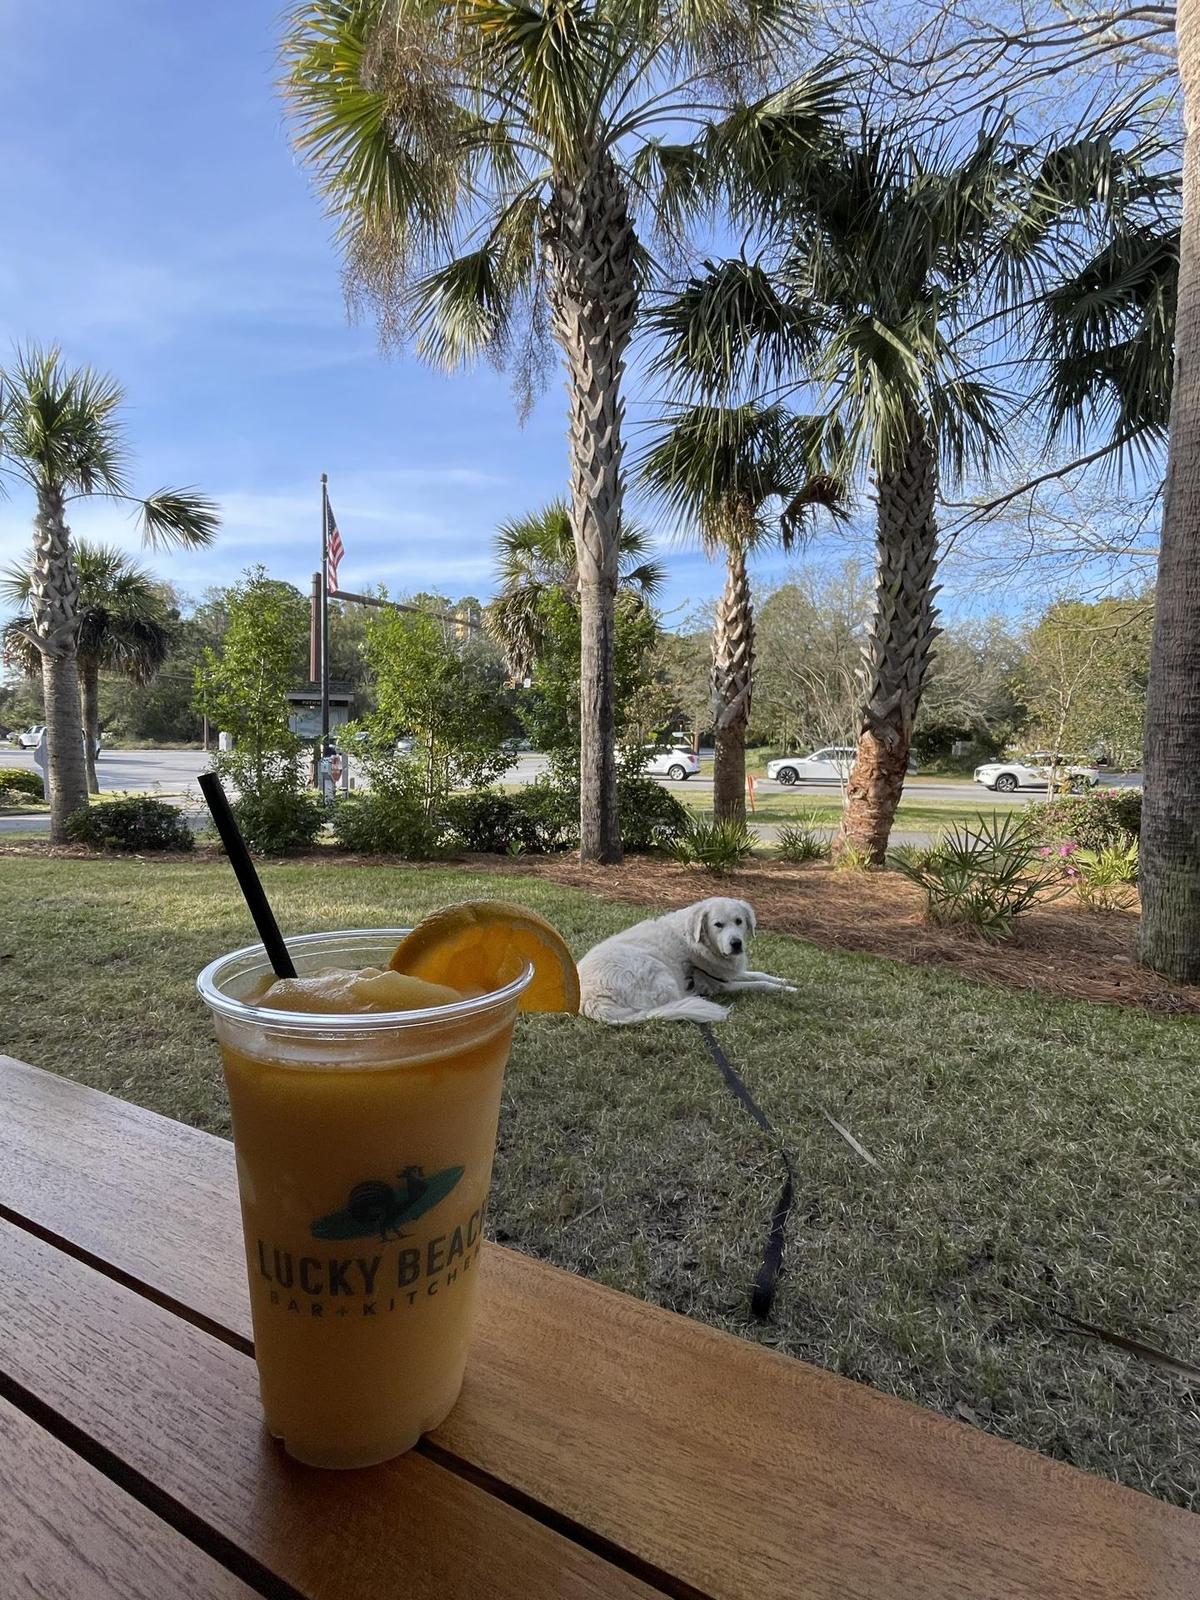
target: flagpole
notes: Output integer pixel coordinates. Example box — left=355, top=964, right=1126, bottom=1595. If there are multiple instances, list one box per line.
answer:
left=320, top=472, right=330, bottom=754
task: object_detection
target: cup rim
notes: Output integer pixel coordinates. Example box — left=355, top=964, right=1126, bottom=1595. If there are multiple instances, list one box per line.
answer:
left=197, top=927, right=533, bottom=1032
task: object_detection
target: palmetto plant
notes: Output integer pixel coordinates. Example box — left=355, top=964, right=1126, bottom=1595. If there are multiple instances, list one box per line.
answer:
left=281, top=0, right=834, bottom=860
left=0, top=347, right=217, bottom=839
left=487, top=499, right=663, bottom=681
left=651, top=113, right=1157, bottom=862
left=640, top=401, right=842, bottom=821
left=2, top=541, right=173, bottom=794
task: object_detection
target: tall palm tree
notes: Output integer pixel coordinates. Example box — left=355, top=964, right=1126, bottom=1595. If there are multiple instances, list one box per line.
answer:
left=652, top=115, right=1145, bottom=859
left=0, top=347, right=217, bottom=839
left=2, top=542, right=173, bottom=794
left=487, top=499, right=663, bottom=681
left=281, top=0, right=834, bottom=861
left=640, top=403, right=841, bottom=821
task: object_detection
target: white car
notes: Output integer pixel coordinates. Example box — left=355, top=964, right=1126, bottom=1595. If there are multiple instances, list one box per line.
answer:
left=974, top=755, right=1099, bottom=793
left=16, top=723, right=102, bottom=757
left=638, top=745, right=701, bottom=781
left=767, top=746, right=857, bottom=785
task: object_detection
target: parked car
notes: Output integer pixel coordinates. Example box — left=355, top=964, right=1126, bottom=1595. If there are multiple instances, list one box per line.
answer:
left=767, top=746, right=856, bottom=785
left=623, top=744, right=700, bottom=781
left=16, top=723, right=102, bottom=758
left=973, top=754, right=1099, bottom=793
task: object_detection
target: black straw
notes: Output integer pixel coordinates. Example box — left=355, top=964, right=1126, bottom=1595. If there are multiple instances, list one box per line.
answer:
left=198, top=772, right=297, bottom=978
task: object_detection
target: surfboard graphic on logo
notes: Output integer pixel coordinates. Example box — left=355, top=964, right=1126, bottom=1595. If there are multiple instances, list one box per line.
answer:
left=311, top=1165, right=464, bottom=1242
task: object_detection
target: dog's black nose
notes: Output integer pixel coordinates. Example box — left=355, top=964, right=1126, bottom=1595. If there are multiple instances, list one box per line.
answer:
left=730, top=937, right=743, bottom=953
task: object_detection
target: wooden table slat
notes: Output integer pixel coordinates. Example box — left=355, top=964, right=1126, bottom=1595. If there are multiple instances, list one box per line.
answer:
left=0, top=1215, right=657, bottom=1600
left=0, top=1393, right=257, bottom=1600
left=2, top=1054, right=1198, bottom=1600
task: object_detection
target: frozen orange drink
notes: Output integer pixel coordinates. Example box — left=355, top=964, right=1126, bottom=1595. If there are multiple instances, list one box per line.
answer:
left=197, top=927, right=533, bottom=1469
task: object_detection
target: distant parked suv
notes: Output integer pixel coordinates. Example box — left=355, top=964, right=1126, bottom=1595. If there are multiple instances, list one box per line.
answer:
left=974, top=752, right=1099, bottom=793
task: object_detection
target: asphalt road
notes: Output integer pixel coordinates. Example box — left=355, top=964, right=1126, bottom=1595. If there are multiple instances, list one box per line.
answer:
left=0, top=744, right=1142, bottom=839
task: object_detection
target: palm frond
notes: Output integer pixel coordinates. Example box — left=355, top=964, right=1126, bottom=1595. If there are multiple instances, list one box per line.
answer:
left=137, top=488, right=220, bottom=549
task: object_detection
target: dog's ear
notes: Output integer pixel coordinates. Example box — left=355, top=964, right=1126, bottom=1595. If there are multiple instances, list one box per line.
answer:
left=742, top=900, right=757, bottom=935
left=689, top=902, right=709, bottom=948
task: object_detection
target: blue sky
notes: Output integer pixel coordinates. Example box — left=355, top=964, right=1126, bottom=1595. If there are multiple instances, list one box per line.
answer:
left=1, top=0, right=818, bottom=620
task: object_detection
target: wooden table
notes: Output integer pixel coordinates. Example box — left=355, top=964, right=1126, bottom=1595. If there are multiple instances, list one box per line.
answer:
left=0, top=1053, right=1197, bottom=1599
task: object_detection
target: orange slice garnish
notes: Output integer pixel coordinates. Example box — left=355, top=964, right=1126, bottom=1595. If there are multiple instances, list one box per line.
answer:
left=389, top=900, right=580, bottom=1014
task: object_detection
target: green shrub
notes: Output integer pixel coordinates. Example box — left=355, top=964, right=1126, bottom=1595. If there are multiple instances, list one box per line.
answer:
left=1027, top=788, right=1141, bottom=851
left=615, top=774, right=689, bottom=852
left=776, top=812, right=830, bottom=863
left=891, top=812, right=1063, bottom=941
left=513, top=777, right=580, bottom=852
left=215, top=752, right=324, bottom=855
left=65, top=796, right=193, bottom=853
left=669, top=815, right=758, bottom=872
left=0, top=769, right=46, bottom=802
left=1071, top=838, right=1139, bottom=911
left=442, top=791, right=529, bottom=853
left=332, top=760, right=445, bottom=857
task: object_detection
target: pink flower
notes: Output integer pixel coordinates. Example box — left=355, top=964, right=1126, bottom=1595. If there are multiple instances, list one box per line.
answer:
left=1059, top=841, right=1077, bottom=856
left=1065, top=866, right=1081, bottom=880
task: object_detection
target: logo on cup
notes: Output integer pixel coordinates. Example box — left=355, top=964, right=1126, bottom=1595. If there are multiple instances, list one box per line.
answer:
left=311, top=1164, right=464, bottom=1242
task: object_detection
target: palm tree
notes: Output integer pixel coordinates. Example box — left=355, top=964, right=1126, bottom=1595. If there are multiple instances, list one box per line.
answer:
left=0, top=347, right=217, bottom=839
left=640, top=403, right=841, bottom=821
left=487, top=499, right=663, bottom=681
left=2, top=542, right=173, bottom=794
left=281, top=0, right=834, bottom=861
left=652, top=115, right=1144, bottom=859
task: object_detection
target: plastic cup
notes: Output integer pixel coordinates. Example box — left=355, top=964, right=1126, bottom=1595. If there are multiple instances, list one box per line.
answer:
left=197, top=928, right=530, bottom=1469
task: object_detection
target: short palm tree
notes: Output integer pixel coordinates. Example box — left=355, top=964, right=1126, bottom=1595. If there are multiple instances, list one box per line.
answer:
left=640, top=403, right=841, bottom=821
left=281, top=0, right=834, bottom=861
left=0, top=347, right=217, bottom=838
left=653, top=115, right=1145, bottom=859
left=488, top=499, right=663, bottom=681
left=2, top=541, right=173, bottom=794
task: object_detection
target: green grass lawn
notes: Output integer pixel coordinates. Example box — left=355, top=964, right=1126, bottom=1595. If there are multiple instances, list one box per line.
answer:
left=3, top=854, right=1198, bottom=1507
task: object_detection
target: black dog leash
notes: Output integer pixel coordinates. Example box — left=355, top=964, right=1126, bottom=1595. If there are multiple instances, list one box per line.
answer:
left=696, top=1022, right=795, bottom=1321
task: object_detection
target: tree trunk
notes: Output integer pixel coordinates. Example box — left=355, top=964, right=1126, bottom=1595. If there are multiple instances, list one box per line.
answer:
left=544, top=153, right=637, bottom=864
left=712, top=535, right=754, bottom=824
left=80, top=661, right=100, bottom=794
left=28, top=486, right=88, bottom=840
left=1138, top=0, right=1200, bottom=979
left=837, top=418, right=940, bottom=863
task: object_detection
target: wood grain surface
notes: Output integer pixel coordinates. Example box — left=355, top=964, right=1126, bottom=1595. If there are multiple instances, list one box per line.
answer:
left=2, top=1055, right=1199, bottom=1600
left=0, top=1394, right=256, bottom=1600
left=0, top=1217, right=656, bottom=1600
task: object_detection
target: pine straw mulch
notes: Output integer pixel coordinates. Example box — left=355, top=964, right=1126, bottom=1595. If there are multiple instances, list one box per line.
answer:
left=5, top=838, right=1197, bottom=1016
left=486, top=854, right=1200, bottom=1017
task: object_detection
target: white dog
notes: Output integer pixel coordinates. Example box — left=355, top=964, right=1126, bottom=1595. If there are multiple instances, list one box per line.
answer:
left=578, top=896, right=794, bottom=1024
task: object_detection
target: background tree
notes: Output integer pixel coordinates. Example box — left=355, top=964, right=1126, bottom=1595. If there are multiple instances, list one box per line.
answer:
left=0, top=346, right=217, bottom=839
left=487, top=500, right=663, bottom=682
left=648, top=620, right=713, bottom=747
left=282, top=0, right=832, bottom=861
left=914, top=615, right=1025, bottom=763
left=641, top=402, right=839, bottom=820
left=2, top=541, right=173, bottom=792
left=1019, top=596, right=1152, bottom=767
left=362, top=599, right=512, bottom=819
left=752, top=561, right=873, bottom=754
left=197, top=569, right=309, bottom=789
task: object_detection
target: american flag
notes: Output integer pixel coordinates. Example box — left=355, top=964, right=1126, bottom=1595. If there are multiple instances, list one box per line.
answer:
left=326, top=502, right=345, bottom=592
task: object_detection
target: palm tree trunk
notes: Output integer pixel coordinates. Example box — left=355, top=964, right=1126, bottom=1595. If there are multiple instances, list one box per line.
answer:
left=712, top=536, right=754, bottom=824
left=837, top=418, right=940, bottom=864
left=80, top=661, right=100, bottom=794
left=1138, top=0, right=1200, bottom=979
left=545, top=154, right=637, bottom=864
left=28, top=486, right=88, bottom=839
